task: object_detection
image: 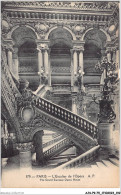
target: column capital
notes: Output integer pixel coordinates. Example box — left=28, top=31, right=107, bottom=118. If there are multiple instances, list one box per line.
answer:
left=37, top=44, right=49, bottom=52
left=36, top=39, right=50, bottom=48
left=73, top=40, right=85, bottom=45
left=2, top=39, right=14, bottom=52
left=16, top=142, right=33, bottom=152
left=78, top=46, right=84, bottom=52
left=73, top=45, right=84, bottom=52
left=13, top=47, right=18, bottom=57
left=105, top=47, right=112, bottom=54
left=6, top=44, right=14, bottom=52
left=105, top=41, right=113, bottom=53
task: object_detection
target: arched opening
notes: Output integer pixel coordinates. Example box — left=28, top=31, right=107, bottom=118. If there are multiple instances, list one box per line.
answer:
left=47, top=28, right=73, bottom=110
left=49, top=28, right=73, bottom=86
left=84, top=29, right=107, bottom=78
left=12, top=26, right=39, bottom=91
left=18, top=40, right=39, bottom=90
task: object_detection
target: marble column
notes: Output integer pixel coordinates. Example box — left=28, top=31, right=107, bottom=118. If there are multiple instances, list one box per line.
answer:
left=7, top=47, right=13, bottom=73
left=16, top=142, right=33, bottom=168
left=79, top=46, right=84, bottom=88
left=37, top=46, right=43, bottom=79
left=106, top=48, right=112, bottom=62
left=70, top=49, right=74, bottom=87
left=44, top=48, right=49, bottom=76
left=72, top=94, right=77, bottom=114
left=13, top=47, right=19, bottom=79
left=73, top=49, right=78, bottom=76
left=100, top=49, right=106, bottom=84
left=33, top=130, right=44, bottom=165
left=116, top=47, right=119, bottom=67
left=48, top=50, right=51, bottom=87
left=112, top=48, right=116, bottom=62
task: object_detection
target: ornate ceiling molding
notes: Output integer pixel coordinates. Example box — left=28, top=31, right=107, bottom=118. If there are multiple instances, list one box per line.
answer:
left=3, top=1, right=118, bottom=12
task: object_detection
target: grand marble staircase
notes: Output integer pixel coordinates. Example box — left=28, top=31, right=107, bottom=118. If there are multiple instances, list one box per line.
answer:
left=2, top=47, right=118, bottom=170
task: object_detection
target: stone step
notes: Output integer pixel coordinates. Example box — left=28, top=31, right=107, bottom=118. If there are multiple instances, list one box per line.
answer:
left=102, top=160, right=116, bottom=167
left=91, top=165, right=99, bottom=169
left=96, top=162, right=107, bottom=168
left=109, top=158, right=119, bottom=167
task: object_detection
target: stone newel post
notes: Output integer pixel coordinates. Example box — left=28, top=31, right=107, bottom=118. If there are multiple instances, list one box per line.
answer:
left=33, top=130, right=44, bottom=165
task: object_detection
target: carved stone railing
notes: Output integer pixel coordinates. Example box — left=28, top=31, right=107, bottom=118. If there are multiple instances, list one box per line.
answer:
left=52, top=133, right=62, bottom=138
left=52, top=67, right=71, bottom=73
left=55, top=145, right=100, bottom=169
left=32, top=94, right=98, bottom=139
left=52, top=85, right=71, bottom=92
left=43, top=135, right=64, bottom=148
left=44, top=138, right=72, bottom=159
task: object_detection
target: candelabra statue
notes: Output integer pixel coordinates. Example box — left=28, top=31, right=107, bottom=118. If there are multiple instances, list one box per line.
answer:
left=95, top=57, right=117, bottom=123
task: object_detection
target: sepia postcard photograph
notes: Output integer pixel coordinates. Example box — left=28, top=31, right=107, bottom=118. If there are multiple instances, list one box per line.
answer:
left=1, top=0, right=120, bottom=191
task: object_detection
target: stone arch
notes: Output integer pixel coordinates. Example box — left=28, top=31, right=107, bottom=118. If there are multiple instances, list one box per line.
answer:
left=30, top=127, right=87, bottom=153
left=11, top=26, right=39, bottom=91
left=30, top=127, right=61, bottom=141
left=7, top=24, right=39, bottom=40
left=83, top=28, right=108, bottom=84
left=29, top=124, right=91, bottom=152
left=45, top=25, right=76, bottom=40
left=81, top=27, right=111, bottom=42
left=11, top=26, right=37, bottom=47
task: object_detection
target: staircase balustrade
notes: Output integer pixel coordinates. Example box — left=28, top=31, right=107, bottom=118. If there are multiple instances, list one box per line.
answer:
left=44, top=138, right=72, bottom=159
left=55, top=145, right=100, bottom=169
left=43, top=135, right=64, bottom=148
left=32, top=93, right=98, bottom=139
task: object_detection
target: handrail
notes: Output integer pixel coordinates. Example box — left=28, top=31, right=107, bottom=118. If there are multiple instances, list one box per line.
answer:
left=55, top=145, right=100, bottom=169
left=44, top=138, right=72, bottom=159
left=43, top=135, right=64, bottom=148
left=32, top=93, right=98, bottom=139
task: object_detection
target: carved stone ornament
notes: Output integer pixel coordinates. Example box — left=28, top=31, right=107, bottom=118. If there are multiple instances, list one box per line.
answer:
left=98, top=99, right=116, bottom=123
left=2, top=20, right=10, bottom=34
left=35, top=23, right=49, bottom=33
left=16, top=142, right=33, bottom=152
left=74, top=24, right=85, bottom=33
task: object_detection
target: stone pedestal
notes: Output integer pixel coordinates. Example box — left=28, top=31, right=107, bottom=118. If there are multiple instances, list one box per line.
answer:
left=19, top=150, right=32, bottom=168
left=97, top=122, right=115, bottom=149
left=16, top=142, right=33, bottom=168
